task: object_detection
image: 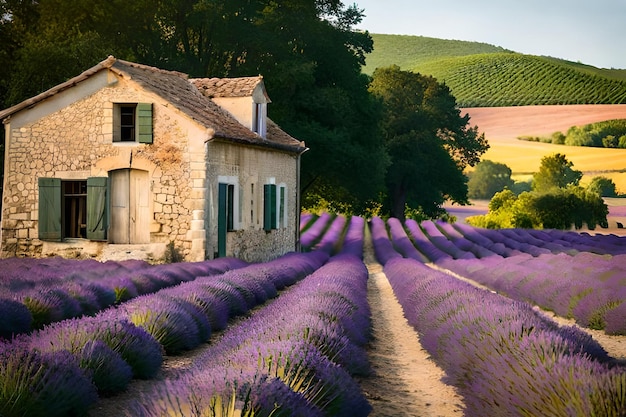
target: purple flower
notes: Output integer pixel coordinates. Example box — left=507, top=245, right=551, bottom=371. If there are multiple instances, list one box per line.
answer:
left=0, top=340, right=98, bottom=417
left=0, top=298, right=32, bottom=339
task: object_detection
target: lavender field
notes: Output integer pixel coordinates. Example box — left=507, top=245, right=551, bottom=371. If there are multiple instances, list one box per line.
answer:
left=0, top=213, right=625, bottom=416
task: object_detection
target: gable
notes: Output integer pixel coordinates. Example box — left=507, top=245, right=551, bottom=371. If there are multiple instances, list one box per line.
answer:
left=0, top=56, right=306, bottom=154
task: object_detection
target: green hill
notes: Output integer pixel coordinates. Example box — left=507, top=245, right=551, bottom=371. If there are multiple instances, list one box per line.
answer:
left=365, top=34, right=626, bottom=107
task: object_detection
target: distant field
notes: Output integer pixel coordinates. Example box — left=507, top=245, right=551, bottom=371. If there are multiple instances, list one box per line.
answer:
left=462, top=104, right=626, bottom=192
left=366, top=34, right=626, bottom=107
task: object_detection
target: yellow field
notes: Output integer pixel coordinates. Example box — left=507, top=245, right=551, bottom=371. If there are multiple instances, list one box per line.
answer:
left=462, top=105, right=626, bottom=192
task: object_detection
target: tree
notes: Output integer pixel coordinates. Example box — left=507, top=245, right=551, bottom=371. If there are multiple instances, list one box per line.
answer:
left=1, top=1, right=387, bottom=212
left=467, top=160, right=514, bottom=199
left=532, top=153, right=582, bottom=192
left=587, top=176, right=618, bottom=197
left=368, top=65, right=488, bottom=220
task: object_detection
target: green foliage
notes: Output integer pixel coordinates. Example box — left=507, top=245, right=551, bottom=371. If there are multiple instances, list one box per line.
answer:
left=414, top=53, right=626, bottom=107
left=364, top=34, right=509, bottom=74
left=587, top=176, right=618, bottom=197
left=467, top=186, right=609, bottom=230
left=365, top=35, right=626, bottom=107
left=532, top=153, right=582, bottom=192
left=368, top=65, right=488, bottom=220
left=467, top=160, right=514, bottom=199
left=471, top=154, right=610, bottom=230
left=518, top=120, right=626, bottom=149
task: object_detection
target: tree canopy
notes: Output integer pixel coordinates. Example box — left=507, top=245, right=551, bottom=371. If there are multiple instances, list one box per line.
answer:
left=467, top=160, right=514, bottom=200
left=1, top=0, right=388, bottom=213
left=532, top=153, right=582, bottom=192
left=368, top=65, right=488, bottom=220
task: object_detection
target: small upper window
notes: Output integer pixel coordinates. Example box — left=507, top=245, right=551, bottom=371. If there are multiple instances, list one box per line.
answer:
left=113, top=103, right=153, bottom=143
left=253, top=103, right=267, bottom=138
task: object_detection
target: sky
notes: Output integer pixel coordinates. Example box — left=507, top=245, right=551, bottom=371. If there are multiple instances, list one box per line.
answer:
left=354, top=0, right=626, bottom=69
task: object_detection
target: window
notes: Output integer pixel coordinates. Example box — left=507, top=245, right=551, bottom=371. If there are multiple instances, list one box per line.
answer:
left=218, top=177, right=240, bottom=232
left=263, top=183, right=277, bottom=231
left=38, top=177, right=108, bottom=241
left=253, top=103, right=267, bottom=138
left=263, top=181, right=287, bottom=231
left=113, top=103, right=153, bottom=143
left=63, top=181, right=87, bottom=238
left=279, top=184, right=287, bottom=228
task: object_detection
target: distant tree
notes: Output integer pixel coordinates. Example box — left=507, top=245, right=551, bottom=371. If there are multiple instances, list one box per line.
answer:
left=467, top=160, right=514, bottom=199
left=510, top=179, right=532, bottom=195
left=369, top=65, right=488, bottom=220
left=532, top=153, right=582, bottom=192
left=587, top=176, right=618, bottom=197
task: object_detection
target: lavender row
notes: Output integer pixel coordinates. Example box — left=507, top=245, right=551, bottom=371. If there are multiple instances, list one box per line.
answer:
left=0, top=251, right=328, bottom=417
left=0, top=257, right=248, bottom=337
left=383, top=257, right=626, bottom=416
left=299, top=212, right=333, bottom=248
left=337, top=215, right=365, bottom=258
left=369, top=216, right=402, bottom=265
left=313, top=214, right=348, bottom=254
left=116, top=251, right=328, bottom=354
left=452, top=221, right=626, bottom=257
left=0, top=257, right=150, bottom=290
left=127, top=254, right=372, bottom=416
left=438, top=251, right=626, bottom=334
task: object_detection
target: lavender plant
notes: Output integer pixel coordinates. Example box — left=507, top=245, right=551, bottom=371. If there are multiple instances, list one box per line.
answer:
left=405, top=219, right=451, bottom=262
left=384, top=257, right=625, bottom=416
left=299, top=212, right=333, bottom=249
left=387, top=217, right=429, bottom=262
left=0, top=340, right=98, bottom=417
left=314, top=214, right=347, bottom=254
left=0, top=298, right=32, bottom=339
left=338, top=215, right=365, bottom=258
left=128, top=254, right=371, bottom=416
left=369, top=216, right=402, bottom=264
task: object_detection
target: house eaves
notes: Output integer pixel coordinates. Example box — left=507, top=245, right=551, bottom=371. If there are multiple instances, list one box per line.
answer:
left=0, top=56, right=306, bottom=154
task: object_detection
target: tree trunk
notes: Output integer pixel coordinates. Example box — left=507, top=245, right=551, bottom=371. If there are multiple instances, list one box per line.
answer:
left=390, top=185, right=407, bottom=222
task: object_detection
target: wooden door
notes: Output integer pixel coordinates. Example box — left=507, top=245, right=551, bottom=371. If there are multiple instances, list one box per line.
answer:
left=110, top=169, right=150, bottom=244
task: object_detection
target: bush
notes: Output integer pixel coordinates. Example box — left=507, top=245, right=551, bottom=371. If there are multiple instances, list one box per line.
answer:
left=587, top=176, right=618, bottom=197
left=468, top=186, right=608, bottom=230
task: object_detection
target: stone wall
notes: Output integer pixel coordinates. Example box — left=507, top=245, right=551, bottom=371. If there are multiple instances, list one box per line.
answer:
left=206, top=141, right=300, bottom=262
left=1, top=74, right=208, bottom=261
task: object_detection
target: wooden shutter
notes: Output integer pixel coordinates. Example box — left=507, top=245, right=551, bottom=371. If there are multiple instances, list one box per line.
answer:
left=264, top=184, right=277, bottom=231
left=218, top=183, right=227, bottom=257
left=137, top=102, right=153, bottom=144
left=38, top=177, right=62, bottom=241
left=86, top=177, right=108, bottom=240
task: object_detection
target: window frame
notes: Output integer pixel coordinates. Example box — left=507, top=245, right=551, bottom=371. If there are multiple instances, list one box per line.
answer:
left=38, top=177, right=108, bottom=241
left=113, top=102, right=153, bottom=144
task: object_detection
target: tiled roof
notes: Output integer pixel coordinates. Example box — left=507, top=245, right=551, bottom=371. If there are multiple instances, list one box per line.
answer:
left=0, top=56, right=305, bottom=154
left=191, top=76, right=270, bottom=100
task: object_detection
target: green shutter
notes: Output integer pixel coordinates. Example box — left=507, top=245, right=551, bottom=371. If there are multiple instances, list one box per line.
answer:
left=38, top=177, right=62, bottom=241
left=137, top=102, right=153, bottom=144
left=264, top=184, right=277, bottom=231
left=218, top=183, right=227, bottom=257
left=86, top=177, right=108, bottom=240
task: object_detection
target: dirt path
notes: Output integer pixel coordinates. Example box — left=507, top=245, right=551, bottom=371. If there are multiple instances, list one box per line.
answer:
left=357, top=262, right=464, bottom=416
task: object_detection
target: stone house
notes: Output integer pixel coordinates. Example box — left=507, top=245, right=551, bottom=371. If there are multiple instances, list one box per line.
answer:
left=0, top=56, right=307, bottom=262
